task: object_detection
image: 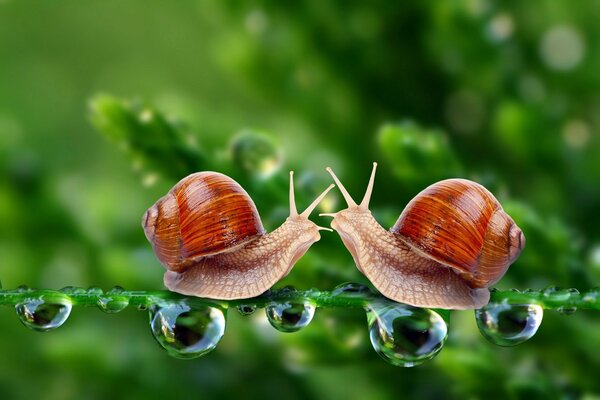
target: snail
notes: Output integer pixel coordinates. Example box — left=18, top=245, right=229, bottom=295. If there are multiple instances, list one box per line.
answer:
left=322, top=163, right=525, bottom=310
left=143, top=171, right=335, bottom=300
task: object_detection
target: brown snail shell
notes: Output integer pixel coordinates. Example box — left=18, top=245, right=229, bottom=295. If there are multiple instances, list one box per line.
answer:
left=392, top=178, right=525, bottom=288
left=142, top=172, right=265, bottom=273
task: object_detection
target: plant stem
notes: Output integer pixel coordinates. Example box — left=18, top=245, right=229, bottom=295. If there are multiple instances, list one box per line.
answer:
left=0, top=286, right=599, bottom=311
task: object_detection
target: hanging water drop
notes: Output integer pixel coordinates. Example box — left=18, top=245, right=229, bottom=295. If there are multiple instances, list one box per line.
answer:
left=265, top=301, right=316, bottom=333
left=475, top=302, right=543, bottom=346
left=237, top=304, right=257, bottom=316
left=365, top=302, right=448, bottom=367
left=149, top=302, right=226, bottom=359
left=97, top=286, right=129, bottom=313
left=557, top=306, right=577, bottom=316
left=15, top=296, right=72, bottom=332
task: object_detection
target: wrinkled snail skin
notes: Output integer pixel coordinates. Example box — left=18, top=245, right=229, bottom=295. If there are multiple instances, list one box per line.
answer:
left=143, top=171, right=334, bottom=300
left=164, top=217, right=322, bottom=299
left=323, top=163, right=525, bottom=310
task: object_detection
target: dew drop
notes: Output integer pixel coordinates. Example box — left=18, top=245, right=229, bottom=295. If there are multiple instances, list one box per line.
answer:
left=15, top=296, right=72, bottom=332
left=59, top=286, right=85, bottom=295
left=557, top=306, right=577, bottom=316
left=149, top=302, right=226, bottom=359
left=16, top=284, right=30, bottom=293
left=97, top=296, right=129, bottom=313
left=97, top=286, right=129, bottom=313
left=542, top=287, right=579, bottom=301
left=475, top=303, right=543, bottom=346
left=87, top=286, right=104, bottom=296
left=237, top=304, right=257, bottom=316
left=332, top=282, right=373, bottom=297
left=365, top=302, right=447, bottom=367
left=265, top=301, right=316, bottom=333
left=229, top=130, right=282, bottom=179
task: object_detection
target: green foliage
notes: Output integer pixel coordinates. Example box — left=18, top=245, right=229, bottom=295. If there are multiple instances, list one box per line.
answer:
left=1, top=1, right=600, bottom=399
left=377, top=121, right=463, bottom=186
left=90, top=95, right=205, bottom=180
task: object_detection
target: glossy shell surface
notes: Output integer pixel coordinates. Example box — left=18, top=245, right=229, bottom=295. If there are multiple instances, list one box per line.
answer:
left=143, top=172, right=265, bottom=271
left=392, top=178, right=524, bottom=287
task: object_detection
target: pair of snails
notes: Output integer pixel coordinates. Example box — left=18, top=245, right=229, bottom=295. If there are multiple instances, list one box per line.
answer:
left=143, top=163, right=525, bottom=310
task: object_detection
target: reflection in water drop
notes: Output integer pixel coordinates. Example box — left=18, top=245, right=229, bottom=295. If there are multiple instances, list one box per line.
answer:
left=557, top=306, right=577, bottom=316
left=97, top=286, right=129, bottom=313
left=475, top=303, right=543, bottom=346
left=265, top=301, right=316, bottom=333
left=366, top=302, right=447, bottom=367
left=15, top=296, right=72, bottom=332
left=237, top=304, right=257, bottom=316
left=150, top=303, right=226, bottom=359
left=332, top=282, right=373, bottom=297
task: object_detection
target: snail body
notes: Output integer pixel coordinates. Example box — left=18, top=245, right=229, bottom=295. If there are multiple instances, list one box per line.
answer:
left=143, top=171, right=334, bottom=300
left=323, top=163, right=525, bottom=310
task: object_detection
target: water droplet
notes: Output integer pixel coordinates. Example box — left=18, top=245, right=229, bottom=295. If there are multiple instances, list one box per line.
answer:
left=583, top=288, right=600, bottom=303
left=59, top=286, right=86, bottom=295
left=475, top=303, right=543, bottom=346
left=229, top=130, right=282, bottom=179
left=332, top=282, right=373, bottom=297
left=149, top=302, right=226, bottom=359
left=97, top=286, right=129, bottom=313
left=87, top=286, right=104, bottom=296
left=97, top=297, right=129, bottom=313
left=366, top=302, right=447, bottom=367
left=265, top=301, right=316, bottom=333
left=557, top=306, right=577, bottom=316
left=237, top=304, right=257, bottom=316
left=15, top=296, right=72, bottom=332
left=542, top=287, right=579, bottom=301
left=16, top=284, right=30, bottom=293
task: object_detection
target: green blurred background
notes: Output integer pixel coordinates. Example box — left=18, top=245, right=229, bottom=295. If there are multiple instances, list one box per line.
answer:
left=1, top=1, right=600, bottom=399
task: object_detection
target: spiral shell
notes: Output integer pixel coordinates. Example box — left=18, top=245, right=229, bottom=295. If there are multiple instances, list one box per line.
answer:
left=142, top=172, right=265, bottom=272
left=391, top=178, right=524, bottom=288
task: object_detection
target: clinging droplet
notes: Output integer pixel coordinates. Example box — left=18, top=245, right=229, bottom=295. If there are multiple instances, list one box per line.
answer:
left=332, top=282, right=373, bottom=297
left=237, top=304, right=257, bottom=316
left=366, top=302, right=447, bottom=367
left=475, top=303, right=543, bottom=346
left=265, top=301, right=315, bottom=333
left=15, top=296, right=72, bottom=332
left=97, top=286, right=129, bottom=313
left=149, top=302, right=226, bottom=359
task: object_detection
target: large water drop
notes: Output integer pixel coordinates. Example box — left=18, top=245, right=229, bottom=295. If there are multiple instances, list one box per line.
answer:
left=15, top=296, right=72, bottom=332
left=366, top=302, right=447, bottom=367
left=149, top=302, right=226, bottom=359
left=475, top=302, right=543, bottom=346
left=265, top=301, right=316, bottom=333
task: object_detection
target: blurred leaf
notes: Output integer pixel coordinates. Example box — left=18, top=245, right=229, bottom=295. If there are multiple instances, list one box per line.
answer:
left=377, top=121, right=463, bottom=186
left=89, top=94, right=205, bottom=180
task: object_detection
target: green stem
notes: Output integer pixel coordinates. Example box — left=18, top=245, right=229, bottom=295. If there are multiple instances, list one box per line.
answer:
left=0, top=286, right=599, bottom=312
